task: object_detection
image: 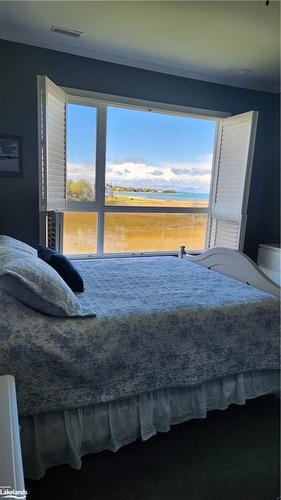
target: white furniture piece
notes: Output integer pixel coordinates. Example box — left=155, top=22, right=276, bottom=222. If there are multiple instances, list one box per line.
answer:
left=180, top=246, right=280, bottom=298
left=0, top=375, right=26, bottom=499
left=257, top=244, right=281, bottom=286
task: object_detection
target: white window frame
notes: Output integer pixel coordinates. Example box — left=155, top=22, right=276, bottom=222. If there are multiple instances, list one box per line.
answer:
left=60, top=87, right=228, bottom=258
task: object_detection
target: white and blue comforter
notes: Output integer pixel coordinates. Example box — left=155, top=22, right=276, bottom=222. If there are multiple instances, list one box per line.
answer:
left=0, top=257, right=279, bottom=416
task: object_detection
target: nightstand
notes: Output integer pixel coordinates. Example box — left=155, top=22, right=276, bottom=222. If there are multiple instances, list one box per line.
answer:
left=257, top=244, right=281, bottom=286
left=0, top=375, right=26, bottom=499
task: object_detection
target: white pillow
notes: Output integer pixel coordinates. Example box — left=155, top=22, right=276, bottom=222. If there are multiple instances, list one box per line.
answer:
left=0, top=235, right=37, bottom=256
left=0, top=250, right=95, bottom=318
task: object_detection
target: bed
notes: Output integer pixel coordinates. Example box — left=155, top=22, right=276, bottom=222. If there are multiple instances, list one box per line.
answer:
left=0, top=249, right=279, bottom=479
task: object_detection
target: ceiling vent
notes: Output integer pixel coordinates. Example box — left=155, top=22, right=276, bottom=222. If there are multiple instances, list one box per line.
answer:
left=229, top=67, right=251, bottom=74
left=51, top=26, right=83, bottom=39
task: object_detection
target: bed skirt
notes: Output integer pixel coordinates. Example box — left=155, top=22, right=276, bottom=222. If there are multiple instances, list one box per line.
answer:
left=21, top=370, right=280, bottom=479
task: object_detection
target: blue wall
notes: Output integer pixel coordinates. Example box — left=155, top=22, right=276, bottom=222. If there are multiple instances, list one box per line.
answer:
left=0, top=39, right=279, bottom=259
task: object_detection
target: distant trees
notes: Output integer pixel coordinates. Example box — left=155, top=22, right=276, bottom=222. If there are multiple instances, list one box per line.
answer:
left=111, top=185, right=176, bottom=194
left=67, top=179, right=95, bottom=202
left=66, top=179, right=177, bottom=202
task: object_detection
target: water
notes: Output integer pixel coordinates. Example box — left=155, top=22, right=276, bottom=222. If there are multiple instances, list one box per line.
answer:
left=113, top=191, right=209, bottom=202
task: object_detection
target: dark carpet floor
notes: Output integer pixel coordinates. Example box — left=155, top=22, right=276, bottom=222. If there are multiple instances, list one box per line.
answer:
left=25, top=395, right=280, bottom=500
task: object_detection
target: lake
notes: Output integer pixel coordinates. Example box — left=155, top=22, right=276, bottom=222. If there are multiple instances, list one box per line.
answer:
left=113, top=191, right=209, bottom=202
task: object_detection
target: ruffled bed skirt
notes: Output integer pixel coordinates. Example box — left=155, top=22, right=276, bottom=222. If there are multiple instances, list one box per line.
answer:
left=21, top=370, right=280, bottom=479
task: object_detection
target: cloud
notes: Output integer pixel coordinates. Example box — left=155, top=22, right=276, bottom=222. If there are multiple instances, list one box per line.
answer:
left=111, top=156, right=152, bottom=166
left=67, top=162, right=95, bottom=181
left=106, top=157, right=213, bottom=191
left=150, top=169, right=164, bottom=176
left=171, top=167, right=211, bottom=176
left=67, top=153, right=213, bottom=192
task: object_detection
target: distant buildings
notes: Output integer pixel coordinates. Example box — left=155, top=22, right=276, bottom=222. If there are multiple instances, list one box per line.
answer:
left=105, top=184, right=113, bottom=197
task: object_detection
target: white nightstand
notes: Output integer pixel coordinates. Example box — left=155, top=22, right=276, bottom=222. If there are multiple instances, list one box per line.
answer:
left=0, top=375, right=26, bottom=499
left=257, top=244, right=281, bottom=286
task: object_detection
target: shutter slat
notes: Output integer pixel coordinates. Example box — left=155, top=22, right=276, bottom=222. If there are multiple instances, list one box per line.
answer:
left=48, top=148, right=66, bottom=160
left=209, top=219, right=240, bottom=250
left=48, top=179, right=65, bottom=186
left=48, top=171, right=66, bottom=180
left=48, top=151, right=66, bottom=162
left=47, top=109, right=65, bottom=121
left=47, top=130, right=66, bottom=144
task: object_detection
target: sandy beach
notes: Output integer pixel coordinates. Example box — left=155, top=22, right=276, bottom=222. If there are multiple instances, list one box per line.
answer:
left=105, top=195, right=209, bottom=208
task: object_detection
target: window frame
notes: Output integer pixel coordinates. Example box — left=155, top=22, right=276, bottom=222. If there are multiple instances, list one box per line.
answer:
left=62, top=88, right=229, bottom=258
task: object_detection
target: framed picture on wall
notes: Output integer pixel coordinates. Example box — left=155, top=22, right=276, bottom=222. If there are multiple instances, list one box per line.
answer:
left=0, top=135, right=22, bottom=177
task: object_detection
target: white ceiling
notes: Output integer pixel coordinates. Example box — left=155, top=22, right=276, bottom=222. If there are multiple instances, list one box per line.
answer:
left=0, top=0, right=280, bottom=93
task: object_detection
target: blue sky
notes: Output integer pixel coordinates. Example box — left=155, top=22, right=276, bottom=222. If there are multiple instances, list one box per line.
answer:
left=67, top=104, right=217, bottom=192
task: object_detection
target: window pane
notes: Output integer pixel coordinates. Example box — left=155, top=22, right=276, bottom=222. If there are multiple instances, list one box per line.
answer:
left=104, top=213, right=207, bottom=253
left=67, top=104, right=97, bottom=202
left=105, top=106, right=216, bottom=208
left=63, top=212, right=97, bottom=254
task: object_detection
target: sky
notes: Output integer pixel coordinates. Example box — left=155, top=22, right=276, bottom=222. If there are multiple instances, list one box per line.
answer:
left=67, top=104, right=217, bottom=193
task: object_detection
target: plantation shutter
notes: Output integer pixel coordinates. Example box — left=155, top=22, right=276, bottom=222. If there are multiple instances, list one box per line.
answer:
left=207, top=111, right=258, bottom=251
left=38, top=76, right=67, bottom=211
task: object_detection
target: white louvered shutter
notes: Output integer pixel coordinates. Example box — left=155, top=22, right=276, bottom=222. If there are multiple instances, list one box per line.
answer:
left=207, top=111, right=258, bottom=251
left=38, top=76, right=67, bottom=211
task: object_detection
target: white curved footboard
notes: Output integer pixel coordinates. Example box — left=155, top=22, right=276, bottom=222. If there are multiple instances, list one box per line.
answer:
left=182, top=247, right=280, bottom=298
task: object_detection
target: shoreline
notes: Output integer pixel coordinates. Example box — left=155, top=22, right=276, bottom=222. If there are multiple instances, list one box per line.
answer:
left=105, top=195, right=209, bottom=208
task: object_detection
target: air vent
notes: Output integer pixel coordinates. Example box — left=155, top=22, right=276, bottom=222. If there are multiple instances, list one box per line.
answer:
left=229, top=67, right=251, bottom=74
left=51, top=26, right=83, bottom=38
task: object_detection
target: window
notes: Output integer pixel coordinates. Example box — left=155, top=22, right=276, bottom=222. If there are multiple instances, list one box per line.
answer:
left=38, top=76, right=259, bottom=256
left=67, top=104, right=97, bottom=203
left=64, top=101, right=216, bottom=255
left=104, top=106, right=215, bottom=209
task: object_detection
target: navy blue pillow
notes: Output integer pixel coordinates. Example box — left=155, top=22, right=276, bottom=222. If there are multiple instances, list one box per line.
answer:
left=37, top=246, right=84, bottom=292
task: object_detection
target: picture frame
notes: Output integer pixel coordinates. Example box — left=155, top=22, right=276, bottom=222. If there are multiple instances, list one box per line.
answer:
left=0, top=135, right=22, bottom=177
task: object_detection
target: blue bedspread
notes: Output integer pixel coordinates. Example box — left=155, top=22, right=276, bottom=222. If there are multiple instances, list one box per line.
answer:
left=0, top=257, right=279, bottom=416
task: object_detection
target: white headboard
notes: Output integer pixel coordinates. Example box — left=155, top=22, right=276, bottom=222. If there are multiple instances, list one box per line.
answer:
left=181, top=247, right=280, bottom=298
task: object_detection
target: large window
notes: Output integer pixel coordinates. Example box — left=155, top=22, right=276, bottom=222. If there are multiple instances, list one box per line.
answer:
left=39, top=76, right=258, bottom=256
left=64, top=101, right=216, bottom=255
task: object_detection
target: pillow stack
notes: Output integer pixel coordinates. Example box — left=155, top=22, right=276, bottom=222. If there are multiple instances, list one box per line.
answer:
left=0, top=235, right=95, bottom=318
